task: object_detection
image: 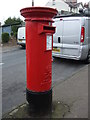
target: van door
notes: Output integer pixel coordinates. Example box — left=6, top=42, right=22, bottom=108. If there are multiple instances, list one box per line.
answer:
left=53, top=19, right=63, bottom=55
left=62, top=19, right=80, bottom=57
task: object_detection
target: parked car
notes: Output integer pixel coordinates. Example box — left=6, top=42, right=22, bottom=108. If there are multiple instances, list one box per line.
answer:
left=52, top=12, right=90, bottom=63
left=17, top=27, right=26, bottom=48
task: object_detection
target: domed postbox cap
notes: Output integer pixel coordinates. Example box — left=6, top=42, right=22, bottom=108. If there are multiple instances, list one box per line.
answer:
left=20, top=7, right=58, bottom=20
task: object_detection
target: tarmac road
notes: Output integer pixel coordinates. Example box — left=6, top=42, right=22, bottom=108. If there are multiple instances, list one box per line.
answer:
left=2, top=47, right=85, bottom=114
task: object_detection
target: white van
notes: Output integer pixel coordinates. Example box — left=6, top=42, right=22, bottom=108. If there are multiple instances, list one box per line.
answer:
left=52, top=12, right=90, bottom=63
left=17, top=27, right=26, bottom=48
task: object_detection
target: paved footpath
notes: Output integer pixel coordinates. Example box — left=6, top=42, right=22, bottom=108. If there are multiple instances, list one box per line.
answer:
left=2, top=45, right=20, bottom=53
left=53, top=65, right=88, bottom=118
left=2, top=65, right=88, bottom=118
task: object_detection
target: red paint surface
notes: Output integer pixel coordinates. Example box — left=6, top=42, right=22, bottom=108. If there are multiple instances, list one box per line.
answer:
left=20, top=7, right=57, bottom=92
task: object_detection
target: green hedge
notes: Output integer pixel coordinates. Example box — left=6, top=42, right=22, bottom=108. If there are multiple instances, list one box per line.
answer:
left=2, top=33, right=10, bottom=43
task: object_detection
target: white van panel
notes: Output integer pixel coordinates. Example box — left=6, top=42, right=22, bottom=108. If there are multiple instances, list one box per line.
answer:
left=53, top=20, right=63, bottom=43
left=52, top=16, right=90, bottom=61
left=62, top=20, right=80, bottom=56
left=53, top=20, right=63, bottom=55
left=17, top=27, right=26, bottom=47
left=86, top=19, right=90, bottom=45
left=17, top=27, right=25, bottom=40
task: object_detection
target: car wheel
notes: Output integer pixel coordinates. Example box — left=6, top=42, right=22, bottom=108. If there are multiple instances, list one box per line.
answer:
left=85, top=50, right=90, bottom=64
left=21, top=45, right=25, bottom=49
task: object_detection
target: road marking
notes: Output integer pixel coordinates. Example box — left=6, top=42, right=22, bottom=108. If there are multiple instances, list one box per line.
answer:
left=0, top=63, right=4, bottom=66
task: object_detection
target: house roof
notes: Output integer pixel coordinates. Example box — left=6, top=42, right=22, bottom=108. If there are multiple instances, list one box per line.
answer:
left=66, top=2, right=84, bottom=8
left=46, top=0, right=69, bottom=11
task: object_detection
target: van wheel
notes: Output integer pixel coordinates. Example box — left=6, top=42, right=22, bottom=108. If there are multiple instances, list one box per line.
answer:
left=85, top=51, right=90, bottom=64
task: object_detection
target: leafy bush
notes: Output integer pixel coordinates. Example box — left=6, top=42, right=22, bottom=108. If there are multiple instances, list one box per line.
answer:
left=2, top=33, right=10, bottom=43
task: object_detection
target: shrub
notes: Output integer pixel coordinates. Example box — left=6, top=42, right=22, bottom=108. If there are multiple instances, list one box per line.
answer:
left=2, top=33, right=10, bottom=43
left=11, top=32, right=13, bottom=36
left=14, top=32, right=17, bottom=39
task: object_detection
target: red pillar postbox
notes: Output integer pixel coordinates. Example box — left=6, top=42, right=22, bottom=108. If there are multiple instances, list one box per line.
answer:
left=20, top=7, right=57, bottom=108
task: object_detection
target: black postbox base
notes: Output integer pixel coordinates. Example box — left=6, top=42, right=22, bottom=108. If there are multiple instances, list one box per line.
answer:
left=26, top=89, right=52, bottom=110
